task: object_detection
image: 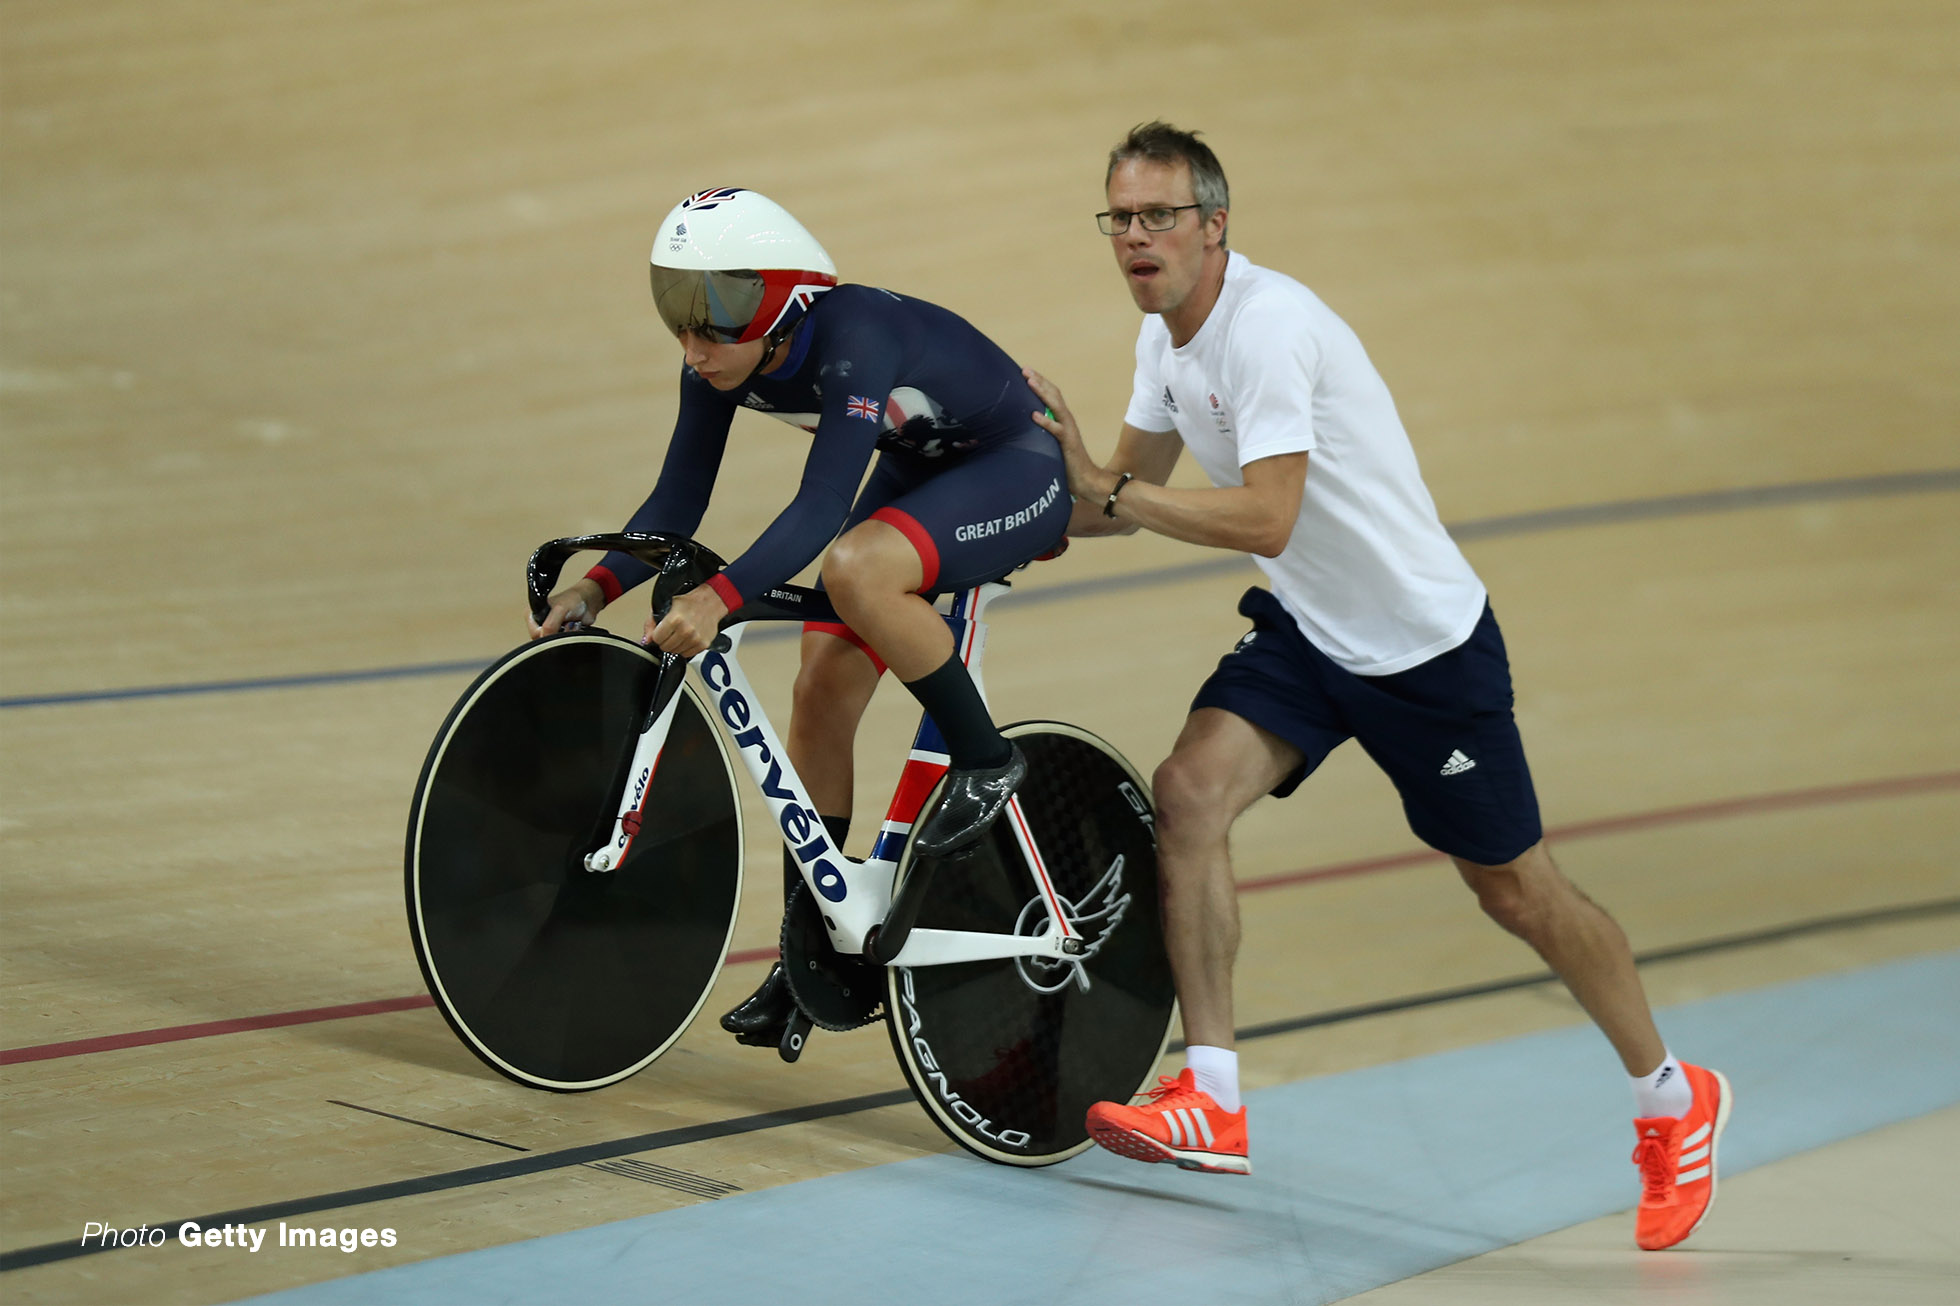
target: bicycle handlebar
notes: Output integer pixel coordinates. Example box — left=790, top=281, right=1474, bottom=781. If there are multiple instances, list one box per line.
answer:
left=525, top=532, right=842, bottom=628
left=525, top=533, right=724, bottom=625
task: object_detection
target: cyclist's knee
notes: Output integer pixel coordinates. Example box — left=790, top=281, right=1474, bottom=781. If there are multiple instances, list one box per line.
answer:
left=822, top=521, right=922, bottom=604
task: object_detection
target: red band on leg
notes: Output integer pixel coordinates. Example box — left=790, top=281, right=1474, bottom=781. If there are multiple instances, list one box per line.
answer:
left=803, top=621, right=888, bottom=676
left=869, top=507, right=941, bottom=593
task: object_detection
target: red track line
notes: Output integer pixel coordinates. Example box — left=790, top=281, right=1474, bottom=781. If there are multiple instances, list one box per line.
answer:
left=5, top=769, right=1953, bottom=1068
left=1235, top=769, right=1960, bottom=895
left=0, top=996, right=435, bottom=1066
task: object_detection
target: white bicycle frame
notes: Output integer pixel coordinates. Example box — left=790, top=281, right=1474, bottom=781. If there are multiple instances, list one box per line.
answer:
left=581, top=580, right=1082, bottom=968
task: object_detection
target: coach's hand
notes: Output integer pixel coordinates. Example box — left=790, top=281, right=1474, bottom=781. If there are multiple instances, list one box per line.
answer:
left=646, top=584, right=728, bottom=659
left=1023, top=367, right=1101, bottom=497
left=531, top=578, right=605, bottom=640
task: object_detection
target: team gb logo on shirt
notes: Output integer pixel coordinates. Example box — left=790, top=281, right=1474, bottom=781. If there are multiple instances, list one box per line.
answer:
left=1208, top=392, right=1232, bottom=434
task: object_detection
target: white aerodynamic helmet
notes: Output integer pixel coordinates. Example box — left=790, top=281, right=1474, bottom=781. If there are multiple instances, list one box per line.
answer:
left=649, top=188, right=838, bottom=345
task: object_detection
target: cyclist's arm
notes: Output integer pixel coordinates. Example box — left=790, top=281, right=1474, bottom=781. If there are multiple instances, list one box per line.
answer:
left=709, top=360, right=891, bottom=609
left=585, top=374, right=735, bottom=603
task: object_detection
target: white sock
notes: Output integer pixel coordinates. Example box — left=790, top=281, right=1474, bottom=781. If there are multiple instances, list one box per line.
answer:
left=1184, top=1045, right=1241, bottom=1112
left=1630, top=1051, right=1692, bottom=1119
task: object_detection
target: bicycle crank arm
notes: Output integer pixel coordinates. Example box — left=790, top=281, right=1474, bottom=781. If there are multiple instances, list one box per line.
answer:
left=880, top=927, right=1084, bottom=968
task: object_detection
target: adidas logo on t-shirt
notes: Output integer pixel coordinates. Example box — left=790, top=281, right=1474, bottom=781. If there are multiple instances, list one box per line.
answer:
left=1440, top=749, right=1477, bottom=776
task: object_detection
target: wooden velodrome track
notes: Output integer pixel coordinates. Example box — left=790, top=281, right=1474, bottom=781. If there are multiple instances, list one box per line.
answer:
left=3, top=1, right=1956, bottom=1301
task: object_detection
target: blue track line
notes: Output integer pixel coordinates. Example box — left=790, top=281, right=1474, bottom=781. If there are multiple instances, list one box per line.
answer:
left=5, top=469, right=1954, bottom=711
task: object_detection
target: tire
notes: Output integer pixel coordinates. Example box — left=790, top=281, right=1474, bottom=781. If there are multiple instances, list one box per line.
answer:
left=406, top=632, right=743, bottom=1090
left=885, top=722, right=1175, bottom=1165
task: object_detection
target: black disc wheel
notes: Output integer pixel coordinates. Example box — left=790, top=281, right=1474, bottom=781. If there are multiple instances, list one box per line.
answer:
left=406, top=632, right=743, bottom=1091
left=885, top=722, right=1175, bottom=1166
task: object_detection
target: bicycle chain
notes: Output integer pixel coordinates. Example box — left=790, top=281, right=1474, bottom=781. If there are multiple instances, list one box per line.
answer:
left=780, top=882, right=885, bottom=1032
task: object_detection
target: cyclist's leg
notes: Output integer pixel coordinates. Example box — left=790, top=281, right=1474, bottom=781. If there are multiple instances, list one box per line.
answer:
left=823, top=440, right=1068, bottom=854
left=787, top=627, right=883, bottom=819
left=725, top=495, right=892, bottom=1044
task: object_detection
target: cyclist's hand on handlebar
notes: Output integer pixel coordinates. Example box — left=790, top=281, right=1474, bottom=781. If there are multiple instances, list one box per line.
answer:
left=645, top=584, right=728, bottom=659
left=530, top=578, right=606, bottom=640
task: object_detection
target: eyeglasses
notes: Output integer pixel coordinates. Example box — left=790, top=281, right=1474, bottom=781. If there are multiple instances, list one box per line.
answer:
left=1095, top=204, right=1202, bottom=235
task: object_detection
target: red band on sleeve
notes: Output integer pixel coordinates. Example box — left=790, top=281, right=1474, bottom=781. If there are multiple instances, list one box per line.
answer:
left=584, top=565, right=625, bottom=604
left=707, top=572, right=743, bottom=612
left=868, top=507, right=941, bottom=593
left=802, top=621, right=888, bottom=677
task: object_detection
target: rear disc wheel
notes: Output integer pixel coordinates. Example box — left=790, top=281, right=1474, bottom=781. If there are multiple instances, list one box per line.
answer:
left=885, top=721, right=1175, bottom=1165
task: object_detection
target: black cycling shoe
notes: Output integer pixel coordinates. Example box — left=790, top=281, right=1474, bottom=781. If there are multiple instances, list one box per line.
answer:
left=720, top=961, right=796, bottom=1045
left=909, top=743, right=1027, bottom=860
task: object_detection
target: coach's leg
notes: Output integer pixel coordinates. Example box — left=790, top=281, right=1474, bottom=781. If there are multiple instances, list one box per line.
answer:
left=1453, top=841, right=1665, bottom=1074
left=1153, top=708, right=1303, bottom=1051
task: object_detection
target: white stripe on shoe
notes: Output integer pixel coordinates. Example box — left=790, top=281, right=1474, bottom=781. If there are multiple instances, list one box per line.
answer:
left=1192, top=1109, right=1215, bottom=1147
left=1677, top=1164, right=1711, bottom=1183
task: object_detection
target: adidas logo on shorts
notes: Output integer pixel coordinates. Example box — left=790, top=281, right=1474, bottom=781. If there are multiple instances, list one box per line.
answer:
left=1440, top=749, right=1477, bottom=776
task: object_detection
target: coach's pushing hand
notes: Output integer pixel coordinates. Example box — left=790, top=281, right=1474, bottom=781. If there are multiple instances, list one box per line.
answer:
left=1023, top=367, right=1107, bottom=501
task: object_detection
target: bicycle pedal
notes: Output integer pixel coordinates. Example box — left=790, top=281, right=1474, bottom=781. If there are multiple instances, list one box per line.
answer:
left=777, top=1010, right=814, bottom=1064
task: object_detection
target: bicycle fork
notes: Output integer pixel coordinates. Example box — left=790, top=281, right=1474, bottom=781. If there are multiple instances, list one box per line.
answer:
left=582, top=651, right=690, bottom=874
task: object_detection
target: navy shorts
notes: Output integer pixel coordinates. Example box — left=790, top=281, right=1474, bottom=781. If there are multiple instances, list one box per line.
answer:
left=1192, top=587, right=1543, bottom=866
left=843, top=436, right=1068, bottom=594
left=807, top=435, right=1068, bottom=670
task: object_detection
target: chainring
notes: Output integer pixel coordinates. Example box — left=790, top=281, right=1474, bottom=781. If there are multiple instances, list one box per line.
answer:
left=781, top=881, right=884, bottom=1032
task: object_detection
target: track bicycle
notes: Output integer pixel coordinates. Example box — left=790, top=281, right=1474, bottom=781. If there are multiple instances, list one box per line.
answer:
left=405, top=532, right=1176, bottom=1165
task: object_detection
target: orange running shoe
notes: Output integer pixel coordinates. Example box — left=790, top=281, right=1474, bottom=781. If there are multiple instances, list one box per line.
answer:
left=1631, top=1062, right=1733, bottom=1250
left=1085, top=1069, right=1251, bottom=1175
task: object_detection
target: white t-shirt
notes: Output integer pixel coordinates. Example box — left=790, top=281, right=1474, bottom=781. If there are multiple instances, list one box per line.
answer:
left=1124, top=252, right=1486, bottom=676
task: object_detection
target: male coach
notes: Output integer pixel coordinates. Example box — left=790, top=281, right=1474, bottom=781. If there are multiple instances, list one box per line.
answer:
left=1022, top=122, right=1729, bottom=1251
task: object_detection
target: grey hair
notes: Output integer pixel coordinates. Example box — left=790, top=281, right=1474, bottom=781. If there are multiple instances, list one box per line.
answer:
left=1107, top=121, right=1230, bottom=247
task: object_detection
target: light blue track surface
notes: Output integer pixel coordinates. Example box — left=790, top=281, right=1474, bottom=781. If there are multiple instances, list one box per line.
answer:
left=238, top=951, right=1960, bottom=1306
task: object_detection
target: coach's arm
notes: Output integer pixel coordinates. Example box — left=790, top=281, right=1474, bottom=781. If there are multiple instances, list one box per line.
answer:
left=1025, top=367, right=1304, bottom=558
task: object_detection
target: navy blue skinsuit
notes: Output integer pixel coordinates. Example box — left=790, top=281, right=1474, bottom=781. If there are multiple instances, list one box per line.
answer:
left=588, top=285, right=1068, bottom=620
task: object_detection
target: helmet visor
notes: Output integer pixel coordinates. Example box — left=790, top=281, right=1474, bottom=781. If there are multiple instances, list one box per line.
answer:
left=649, top=264, right=764, bottom=344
